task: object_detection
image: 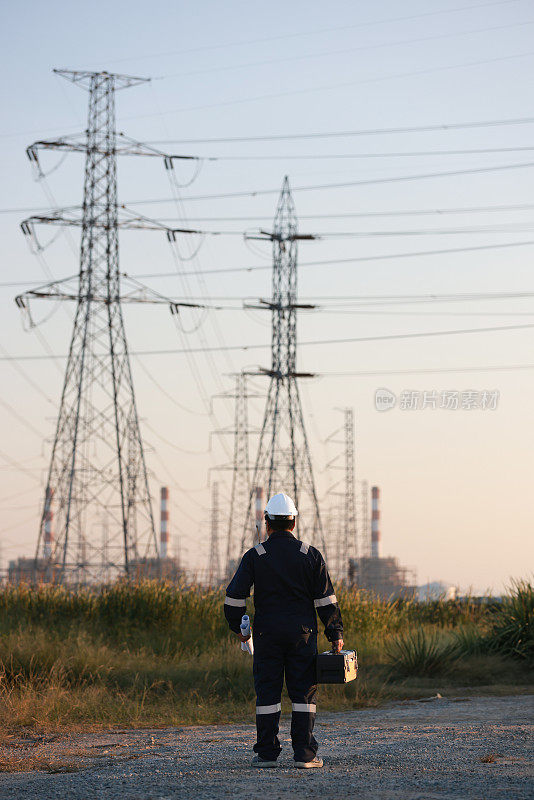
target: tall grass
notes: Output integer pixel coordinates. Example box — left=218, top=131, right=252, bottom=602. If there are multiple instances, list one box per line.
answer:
left=489, top=579, right=534, bottom=662
left=0, top=580, right=529, bottom=732
left=384, top=629, right=457, bottom=677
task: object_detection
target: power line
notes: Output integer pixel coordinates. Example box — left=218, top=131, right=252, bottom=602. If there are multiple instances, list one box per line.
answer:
left=5, top=159, right=534, bottom=215
left=4, top=200, right=534, bottom=219
left=150, top=202, right=534, bottom=221
left=5, top=289, right=534, bottom=303
left=124, top=49, right=534, bottom=119
left=196, top=146, right=534, bottom=160
left=99, top=239, right=534, bottom=279
left=107, top=0, right=520, bottom=64
left=295, top=226, right=534, bottom=237
left=158, top=19, right=534, bottom=80
left=107, top=160, right=534, bottom=205
left=146, top=115, right=534, bottom=145
left=322, top=363, right=534, bottom=376
left=3, top=321, right=534, bottom=361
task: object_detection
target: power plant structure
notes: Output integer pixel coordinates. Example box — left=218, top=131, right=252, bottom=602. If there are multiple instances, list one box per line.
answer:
left=349, top=486, right=416, bottom=599
left=13, top=68, right=195, bottom=584
left=7, top=70, right=419, bottom=593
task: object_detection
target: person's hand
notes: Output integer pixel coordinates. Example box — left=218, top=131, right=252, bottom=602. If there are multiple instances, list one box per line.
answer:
left=237, top=632, right=251, bottom=642
left=332, top=638, right=343, bottom=653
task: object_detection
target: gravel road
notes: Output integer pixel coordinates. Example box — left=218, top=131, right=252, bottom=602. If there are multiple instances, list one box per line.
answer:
left=0, top=694, right=532, bottom=800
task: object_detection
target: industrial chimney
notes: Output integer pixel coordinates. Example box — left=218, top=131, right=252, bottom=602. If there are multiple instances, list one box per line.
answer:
left=371, top=486, right=380, bottom=559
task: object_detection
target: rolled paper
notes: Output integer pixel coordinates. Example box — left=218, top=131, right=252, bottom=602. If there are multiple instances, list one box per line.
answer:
left=240, top=614, right=254, bottom=655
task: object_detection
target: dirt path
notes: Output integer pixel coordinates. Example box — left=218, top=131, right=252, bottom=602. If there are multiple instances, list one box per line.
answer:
left=0, top=695, right=532, bottom=799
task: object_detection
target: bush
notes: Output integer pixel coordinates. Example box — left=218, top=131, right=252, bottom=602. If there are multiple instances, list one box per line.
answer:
left=489, top=580, right=534, bottom=662
left=452, top=625, right=491, bottom=657
left=385, top=628, right=457, bottom=677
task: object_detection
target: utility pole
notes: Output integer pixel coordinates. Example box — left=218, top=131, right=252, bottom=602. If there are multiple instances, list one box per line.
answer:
left=208, top=481, right=221, bottom=585
left=242, top=177, right=326, bottom=553
left=16, top=69, right=204, bottom=583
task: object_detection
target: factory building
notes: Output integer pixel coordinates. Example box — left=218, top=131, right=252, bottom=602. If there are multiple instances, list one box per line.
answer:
left=349, top=485, right=416, bottom=600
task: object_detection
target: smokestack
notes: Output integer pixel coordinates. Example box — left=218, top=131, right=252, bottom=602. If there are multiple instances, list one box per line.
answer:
left=255, top=487, right=264, bottom=542
left=371, top=486, right=380, bottom=559
left=43, top=486, right=54, bottom=559
left=160, top=487, right=169, bottom=559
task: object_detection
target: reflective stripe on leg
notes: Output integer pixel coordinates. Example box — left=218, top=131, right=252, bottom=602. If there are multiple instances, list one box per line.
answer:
left=292, top=703, right=316, bottom=713
left=256, top=703, right=282, bottom=714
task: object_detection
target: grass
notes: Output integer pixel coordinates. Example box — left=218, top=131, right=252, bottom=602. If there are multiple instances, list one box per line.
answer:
left=384, top=628, right=457, bottom=677
left=0, top=580, right=530, bottom=735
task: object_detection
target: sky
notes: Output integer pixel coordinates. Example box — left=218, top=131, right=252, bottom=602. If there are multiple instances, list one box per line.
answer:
left=1, top=0, right=534, bottom=593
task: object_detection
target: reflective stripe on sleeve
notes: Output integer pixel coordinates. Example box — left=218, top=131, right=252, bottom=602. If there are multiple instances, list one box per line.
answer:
left=255, top=543, right=266, bottom=555
left=314, top=594, right=337, bottom=608
left=292, top=703, right=316, bottom=713
left=224, top=596, right=247, bottom=607
left=256, top=703, right=281, bottom=714
left=300, top=542, right=310, bottom=554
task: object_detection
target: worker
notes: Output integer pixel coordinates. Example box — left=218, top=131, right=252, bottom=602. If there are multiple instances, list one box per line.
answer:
left=224, top=492, right=343, bottom=769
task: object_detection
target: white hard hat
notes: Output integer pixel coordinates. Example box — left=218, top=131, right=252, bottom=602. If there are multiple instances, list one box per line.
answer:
left=264, top=492, right=298, bottom=518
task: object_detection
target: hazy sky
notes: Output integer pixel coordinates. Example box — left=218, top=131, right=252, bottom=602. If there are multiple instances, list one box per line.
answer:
left=1, top=0, right=534, bottom=593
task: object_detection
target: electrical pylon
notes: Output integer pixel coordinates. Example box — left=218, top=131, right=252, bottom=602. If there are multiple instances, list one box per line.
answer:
left=242, top=177, right=326, bottom=554
left=225, top=373, right=250, bottom=575
left=16, top=69, right=203, bottom=583
left=342, top=408, right=357, bottom=578
left=324, top=407, right=357, bottom=579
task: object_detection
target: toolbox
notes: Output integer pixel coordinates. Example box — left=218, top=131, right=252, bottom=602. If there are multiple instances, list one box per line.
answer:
left=316, top=649, right=358, bottom=684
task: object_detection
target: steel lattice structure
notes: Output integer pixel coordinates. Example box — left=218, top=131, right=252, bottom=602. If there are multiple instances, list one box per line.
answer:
left=207, top=481, right=221, bottom=585
left=342, top=408, right=358, bottom=577
left=242, top=177, right=326, bottom=554
left=16, top=70, right=200, bottom=583
left=224, top=373, right=251, bottom=576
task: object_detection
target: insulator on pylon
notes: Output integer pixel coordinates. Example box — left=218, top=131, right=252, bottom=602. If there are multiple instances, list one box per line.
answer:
left=43, top=486, right=54, bottom=559
left=160, top=486, right=169, bottom=559
left=371, top=486, right=380, bottom=559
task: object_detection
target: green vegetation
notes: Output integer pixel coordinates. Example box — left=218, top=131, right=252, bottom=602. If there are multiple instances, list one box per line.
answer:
left=384, top=628, right=457, bottom=677
left=490, top=579, right=534, bottom=661
left=0, top=580, right=531, bottom=734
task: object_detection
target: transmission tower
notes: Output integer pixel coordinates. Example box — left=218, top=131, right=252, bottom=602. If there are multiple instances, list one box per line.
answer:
left=225, top=373, right=250, bottom=575
left=342, top=408, right=358, bottom=578
left=324, top=407, right=357, bottom=580
left=16, top=69, right=204, bottom=583
left=242, top=177, right=326, bottom=553
left=207, top=481, right=221, bottom=585
left=210, top=372, right=263, bottom=575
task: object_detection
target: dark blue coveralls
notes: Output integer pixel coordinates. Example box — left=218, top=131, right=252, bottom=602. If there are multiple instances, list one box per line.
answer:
left=224, top=529, right=343, bottom=763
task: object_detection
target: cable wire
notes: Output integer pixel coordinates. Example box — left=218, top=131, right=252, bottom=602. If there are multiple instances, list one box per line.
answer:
left=4, top=321, right=534, bottom=361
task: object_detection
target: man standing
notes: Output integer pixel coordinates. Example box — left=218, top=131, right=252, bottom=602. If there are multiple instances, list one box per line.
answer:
left=224, top=492, right=343, bottom=769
